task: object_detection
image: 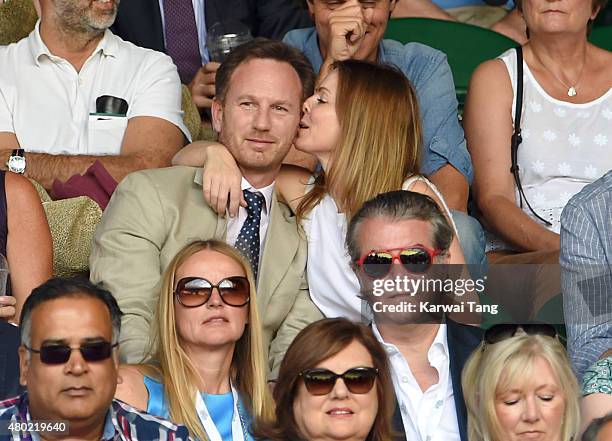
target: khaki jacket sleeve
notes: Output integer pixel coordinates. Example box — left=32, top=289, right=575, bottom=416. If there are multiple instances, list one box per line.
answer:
left=90, top=171, right=166, bottom=363
left=267, top=272, right=323, bottom=379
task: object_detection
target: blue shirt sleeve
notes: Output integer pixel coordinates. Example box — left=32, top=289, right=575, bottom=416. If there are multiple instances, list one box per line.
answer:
left=560, top=196, right=612, bottom=381
left=382, top=41, right=473, bottom=183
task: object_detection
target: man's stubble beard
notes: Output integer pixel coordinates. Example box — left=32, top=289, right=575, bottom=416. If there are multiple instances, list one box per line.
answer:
left=53, top=0, right=120, bottom=37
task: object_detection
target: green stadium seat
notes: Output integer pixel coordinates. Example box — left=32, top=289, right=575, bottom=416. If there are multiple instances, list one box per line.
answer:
left=589, top=25, right=612, bottom=51
left=384, top=18, right=516, bottom=110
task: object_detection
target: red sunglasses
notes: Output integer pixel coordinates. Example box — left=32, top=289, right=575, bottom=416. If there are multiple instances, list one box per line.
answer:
left=356, top=246, right=442, bottom=278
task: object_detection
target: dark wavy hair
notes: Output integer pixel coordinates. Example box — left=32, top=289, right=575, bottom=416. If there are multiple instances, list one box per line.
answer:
left=215, top=37, right=315, bottom=104
left=254, top=318, right=396, bottom=441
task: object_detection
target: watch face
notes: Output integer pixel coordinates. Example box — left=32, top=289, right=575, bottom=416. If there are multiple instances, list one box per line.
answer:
left=8, top=155, right=26, bottom=174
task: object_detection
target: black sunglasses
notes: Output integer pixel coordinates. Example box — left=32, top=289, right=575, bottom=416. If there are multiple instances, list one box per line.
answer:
left=175, top=276, right=250, bottom=307
left=24, top=341, right=118, bottom=365
left=484, top=323, right=557, bottom=345
left=298, top=367, right=379, bottom=395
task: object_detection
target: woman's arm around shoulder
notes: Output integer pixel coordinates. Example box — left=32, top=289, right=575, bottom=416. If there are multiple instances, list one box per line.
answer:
left=116, top=364, right=149, bottom=411
left=276, top=164, right=312, bottom=212
left=6, top=172, right=52, bottom=322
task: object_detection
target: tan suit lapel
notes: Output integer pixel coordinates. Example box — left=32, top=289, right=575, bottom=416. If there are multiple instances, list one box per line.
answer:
left=258, top=190, right=299, bottom=311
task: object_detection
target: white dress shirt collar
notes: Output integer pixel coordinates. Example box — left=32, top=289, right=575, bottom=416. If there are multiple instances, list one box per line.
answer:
left=372, top=322, right=460, bottom=441
left=240, top=177, right=273, bottom=215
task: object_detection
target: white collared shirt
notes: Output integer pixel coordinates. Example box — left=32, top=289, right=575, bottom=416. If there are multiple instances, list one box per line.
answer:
left=226, top=177, right=274, bottom=265
left=372, top=323, right=461, bottom=441
left=0, top=22, right=190, bottom=155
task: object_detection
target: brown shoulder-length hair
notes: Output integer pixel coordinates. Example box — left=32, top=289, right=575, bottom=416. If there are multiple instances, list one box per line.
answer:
left=254, top=318, right=396, bottom=441
left=296, top=59, right=422, bottom=222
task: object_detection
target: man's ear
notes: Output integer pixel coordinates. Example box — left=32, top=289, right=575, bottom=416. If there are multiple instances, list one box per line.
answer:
left=112, top=347, right=120, bottom=370
left=18, top=346, right=30, bottom=386
left=211, top=97, right=223, bottom=133
left=389, top=0, right=398, bottom=15
left=306, top=0, right=316, bottom=19
left=435, top=251, right=451, bottom=264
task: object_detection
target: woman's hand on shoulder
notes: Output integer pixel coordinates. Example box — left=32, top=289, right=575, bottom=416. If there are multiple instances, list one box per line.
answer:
left=173, top=140, right=246, bottom=217
left=116, top=365, right=149, bottom=411
left=202, top=143, right=245, bottom=217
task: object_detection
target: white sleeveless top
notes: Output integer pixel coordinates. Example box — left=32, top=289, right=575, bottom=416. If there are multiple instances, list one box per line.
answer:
left=487, top=49, right=612, bottom=251
left=303, top=175, right=458, bottom=320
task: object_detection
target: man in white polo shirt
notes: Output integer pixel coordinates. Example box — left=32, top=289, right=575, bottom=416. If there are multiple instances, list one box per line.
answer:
left=0, top=0, right=189, bottom=190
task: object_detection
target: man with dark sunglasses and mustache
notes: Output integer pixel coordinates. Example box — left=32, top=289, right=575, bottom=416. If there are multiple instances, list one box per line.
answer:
left=346, top=190, right=482, bottom=441
left=0, top=277, right=190, bottom=441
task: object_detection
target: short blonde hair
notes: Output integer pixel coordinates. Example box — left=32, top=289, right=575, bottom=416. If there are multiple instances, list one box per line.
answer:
left=462, top=333, right=580, bottom=441
left=150, top=240, right=273, bottom=440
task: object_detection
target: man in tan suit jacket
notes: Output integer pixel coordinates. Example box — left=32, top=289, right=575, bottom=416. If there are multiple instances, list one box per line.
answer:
left=89, top=39, right=322, bottom=377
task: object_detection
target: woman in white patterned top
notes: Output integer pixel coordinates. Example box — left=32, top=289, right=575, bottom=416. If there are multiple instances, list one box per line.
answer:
left=464, top=0, right=612, bottom=262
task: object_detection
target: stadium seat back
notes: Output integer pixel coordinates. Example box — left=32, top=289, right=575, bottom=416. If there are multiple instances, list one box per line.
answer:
left=589, top=25, right=612, bottom=51
left=384, top=18, right=516, bottom=110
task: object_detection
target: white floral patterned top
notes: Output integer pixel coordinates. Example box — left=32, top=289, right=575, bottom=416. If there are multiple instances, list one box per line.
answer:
left=486, top=49, right=612, bottom=251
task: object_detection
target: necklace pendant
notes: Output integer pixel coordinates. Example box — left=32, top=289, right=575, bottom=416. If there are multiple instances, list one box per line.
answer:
left=567, top=86, right=577, bottom=97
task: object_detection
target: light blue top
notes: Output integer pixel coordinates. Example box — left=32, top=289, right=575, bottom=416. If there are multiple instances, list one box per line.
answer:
left=283, top=28, right=473, bottom=184
left=143, top=375, right=170, bottom=418
left=143, top=375, right=252, bottom=441
left=202, top=392, right=235, bottom=440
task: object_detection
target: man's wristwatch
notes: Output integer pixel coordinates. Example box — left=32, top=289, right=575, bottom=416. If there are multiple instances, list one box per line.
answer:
left=6, top=149, right=26, bottom=174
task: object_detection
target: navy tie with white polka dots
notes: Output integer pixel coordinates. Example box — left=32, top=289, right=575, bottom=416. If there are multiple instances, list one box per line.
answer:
left=235, top=190, right=264, bottom=280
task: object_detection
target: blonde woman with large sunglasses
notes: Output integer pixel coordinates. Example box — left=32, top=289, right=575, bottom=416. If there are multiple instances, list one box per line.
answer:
left=115, top=240, right=273, bottom=440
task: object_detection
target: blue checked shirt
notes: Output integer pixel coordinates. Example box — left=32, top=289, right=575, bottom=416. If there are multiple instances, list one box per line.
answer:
left=283, top=28, right=473, bottom=184
left=0, top=393, right=191, bottom=441
left=560, top=170, right=612, bottom=381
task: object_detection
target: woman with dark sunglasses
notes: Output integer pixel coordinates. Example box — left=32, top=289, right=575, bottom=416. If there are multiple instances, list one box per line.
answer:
left=173, top=59, right=467, bottom=321
left=461, top=324, right=580, bottom=441
left=115, top=240, right=273, bottom=440
left=254, top=317, right=395, bottom=441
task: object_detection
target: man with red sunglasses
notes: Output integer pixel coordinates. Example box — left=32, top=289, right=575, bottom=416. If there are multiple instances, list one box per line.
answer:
left=0, top=278, right=190, bottom=441
left=346, top=190, right=482, bottom=441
